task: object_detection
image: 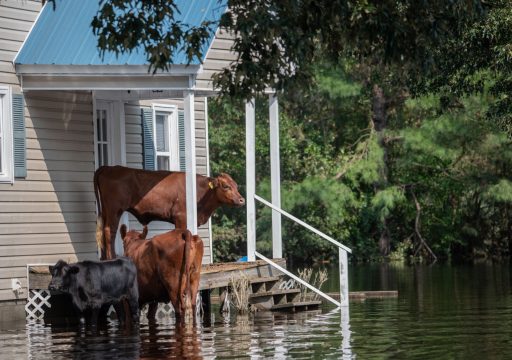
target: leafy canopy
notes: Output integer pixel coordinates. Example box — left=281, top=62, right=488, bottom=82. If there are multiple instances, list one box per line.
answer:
left=88, top=0, right=488, bottom=98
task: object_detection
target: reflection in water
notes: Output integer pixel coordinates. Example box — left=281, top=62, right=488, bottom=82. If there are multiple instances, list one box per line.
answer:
left=140, top=321, right=203, bottom=360
left=1, top=263, right=511, bottom=359
left=16, top=308, right=348, bottom=359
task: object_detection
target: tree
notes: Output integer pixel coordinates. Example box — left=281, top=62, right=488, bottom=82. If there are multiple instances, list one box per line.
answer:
left=82, top=0, right=512, bottom=262
left=89, top=0, right=491, bottom=257
left=89, top=0, right=489, bottom=99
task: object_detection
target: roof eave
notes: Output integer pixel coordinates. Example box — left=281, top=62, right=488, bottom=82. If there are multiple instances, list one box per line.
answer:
left=15, top=64, right=202, bottom=76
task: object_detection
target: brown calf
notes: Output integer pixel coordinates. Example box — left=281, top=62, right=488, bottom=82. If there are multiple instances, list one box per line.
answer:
left=119, top=225, right=204, bottom=322
left=94, top=165, right=244, bottom=259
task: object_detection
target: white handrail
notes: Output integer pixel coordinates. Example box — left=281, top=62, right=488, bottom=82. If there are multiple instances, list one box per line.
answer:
left=255, top=251, right=341, bottom=308
left=254, top=194, right=352, bottom=254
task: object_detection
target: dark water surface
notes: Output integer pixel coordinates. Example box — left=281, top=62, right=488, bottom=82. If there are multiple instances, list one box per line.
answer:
left=1, top=262, right=511, bottom=359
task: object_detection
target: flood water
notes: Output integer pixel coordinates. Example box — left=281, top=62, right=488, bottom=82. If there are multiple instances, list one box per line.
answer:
left=1, top=262, right=511, bottom=359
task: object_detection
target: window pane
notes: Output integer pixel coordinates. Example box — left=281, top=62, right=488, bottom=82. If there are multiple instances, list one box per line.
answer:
left=102, top=144, right=108, bottom=166
left=157, top=155, right=169, bottom=170
left=155, top=114, right=169, bottom=152
left=101, top=110, right=107, bottom=141
left=96, top=110, right=101, bottom=142
left=97, top=143, right=103, bottom=167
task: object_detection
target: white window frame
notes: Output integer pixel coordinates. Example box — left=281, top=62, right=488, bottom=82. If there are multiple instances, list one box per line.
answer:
left=94, top=100, right=112, bottom=169
left=152, top=104, right=179, bottom=171
left=0, top=86, right=13, bottom=183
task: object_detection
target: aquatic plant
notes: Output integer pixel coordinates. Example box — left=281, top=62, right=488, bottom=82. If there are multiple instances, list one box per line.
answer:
left=297, top=268, right=328, bottom=301
left=229, top=272, right=253, bottom=314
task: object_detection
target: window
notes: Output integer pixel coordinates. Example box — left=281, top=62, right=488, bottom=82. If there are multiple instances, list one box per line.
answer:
left=95, top=102, right=110, bottom=167
left=153, top=105, right=179, bottom=171
left=0, top=86, right=13, bottom=183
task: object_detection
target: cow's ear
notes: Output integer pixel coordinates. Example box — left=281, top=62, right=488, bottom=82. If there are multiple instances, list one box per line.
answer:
left=55, top=259, right=67, bottom=267
left=209, top=178, right=218, bottom=189
left=141, top=225, right=148, bottom=239
left=120, top=224, right=127, bottom=239
left=68, top=266, right=80, bottom=274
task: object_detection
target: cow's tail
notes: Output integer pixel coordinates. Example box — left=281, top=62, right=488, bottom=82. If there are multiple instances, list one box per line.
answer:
left=95, top=217, right=103, bottom=253
left=93, top=167, right=104, bottom=255
left=181, top=230, right=193, bottom=315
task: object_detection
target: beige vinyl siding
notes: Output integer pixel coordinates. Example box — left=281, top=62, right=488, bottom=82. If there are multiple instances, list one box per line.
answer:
left=0, top=90, right=97, bottom=301
left=0, top=1, right=40, bottom=91
left=124, top=98, right=212, bottom=263
left=196, top=29, right=236, bottom=90
left=125, top=102, right=143, bottom=168
left=0, top=1, right=99, bottom=302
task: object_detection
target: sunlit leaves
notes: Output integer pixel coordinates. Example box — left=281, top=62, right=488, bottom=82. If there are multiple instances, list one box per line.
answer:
left=371, top=186, right=406, bottom=223
left=90, top=0, right=488, bottom=98
left=484, top=179, right=512, bottom=203
left=91, top=0, right=216, bottom=71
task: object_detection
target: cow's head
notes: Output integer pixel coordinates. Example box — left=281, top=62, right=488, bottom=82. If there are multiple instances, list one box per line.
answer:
left=48, top=260, right=79, bottom=292
left=120, top=224, right=148, bottom=246
left=210, top=173, right=245, bottom=207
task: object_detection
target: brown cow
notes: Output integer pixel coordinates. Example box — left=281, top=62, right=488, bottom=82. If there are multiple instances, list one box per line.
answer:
left=119, top=225, right=204, bottom=323
left=94, top=165, right=244, bottom=259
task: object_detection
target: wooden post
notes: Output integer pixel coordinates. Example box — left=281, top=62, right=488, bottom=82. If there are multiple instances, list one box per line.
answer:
left=246, top=98, right=256, bottom=261
left=339, top=248, right=349, bottom=307
left=269, top=94, right=282, bottom=259
left=184, top=89, right=197, bottom=235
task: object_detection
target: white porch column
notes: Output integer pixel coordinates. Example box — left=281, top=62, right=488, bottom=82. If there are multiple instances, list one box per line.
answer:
left=246, top=98, right=256, bottom=261
left=184, top=89, right=198, bottom=235
left=269, top=94, right=282, bottom=259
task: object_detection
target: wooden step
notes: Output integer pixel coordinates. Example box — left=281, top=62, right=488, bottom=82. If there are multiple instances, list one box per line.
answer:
left=271, top=301, right=322, bottom=312
left=250, top=276, right=282, bottom=293
left=249, top=276, right=281, bottom=284
left=249, top=287, right=301, bottom=310
left=249, top=289, right=300, bottom=299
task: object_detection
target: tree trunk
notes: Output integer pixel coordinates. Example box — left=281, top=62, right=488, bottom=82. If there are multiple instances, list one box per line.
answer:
left=372, top=84, right=390, bottom=256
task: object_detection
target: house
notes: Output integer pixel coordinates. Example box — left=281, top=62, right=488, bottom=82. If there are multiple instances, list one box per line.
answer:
left=0, top=0, right=237, bottom=319
left=1, top=0, right=351, bottom=323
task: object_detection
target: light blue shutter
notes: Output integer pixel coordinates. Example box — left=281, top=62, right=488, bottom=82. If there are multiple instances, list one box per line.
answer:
left=178, top=110, right=185, bottom=171
left=141, top=108, right=155, bottom=170
left=12, top=94, right=26, bottom=178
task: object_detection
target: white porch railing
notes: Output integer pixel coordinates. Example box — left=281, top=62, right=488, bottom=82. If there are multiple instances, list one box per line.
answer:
left=254, top=194, right=352, bottom=308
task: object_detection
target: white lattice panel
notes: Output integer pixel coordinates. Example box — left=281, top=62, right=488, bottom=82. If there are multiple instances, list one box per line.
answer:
left=25, top=290, right=51, bottom=320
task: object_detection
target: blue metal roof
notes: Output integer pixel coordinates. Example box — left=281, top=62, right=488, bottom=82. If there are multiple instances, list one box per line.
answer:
left=15, top=0, right=227, bottom=66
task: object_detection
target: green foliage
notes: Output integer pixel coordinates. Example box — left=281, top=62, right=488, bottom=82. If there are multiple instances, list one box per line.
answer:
left=210, top=64, right=512, bottom=263
left=84, top=0, right=512, bottom=262
left=90, top=0, right=489, bottom=98
left=212, top=217, right=246, bottom=263
left=371, top=187, right=406, bottom=223
left=484, top=179, right=512, bottom=203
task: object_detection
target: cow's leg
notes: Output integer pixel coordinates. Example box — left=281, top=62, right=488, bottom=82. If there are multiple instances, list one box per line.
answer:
left=90, top=307, right=100, bottom=328
left=165, top=286, right=183, bottom=324
left=128, top=298, right=140, bottom=326
left=174, top=217, right=186, bottom=229
left=104, top=214, right=120, bottom=259
left=147, top=302, right=158, bottom=321
left=126, top=286, right=140, bottom=326
left=113, top=302, right=126, bottom=327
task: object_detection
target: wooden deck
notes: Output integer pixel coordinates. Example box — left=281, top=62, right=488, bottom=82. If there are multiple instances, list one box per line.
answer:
left=28, top=260, right=398, bottom=305
left=27, top=259, right=287, bottom=292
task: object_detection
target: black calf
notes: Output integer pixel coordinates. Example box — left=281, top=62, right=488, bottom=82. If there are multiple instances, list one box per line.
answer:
left=49, top=257, right=139, bottom=326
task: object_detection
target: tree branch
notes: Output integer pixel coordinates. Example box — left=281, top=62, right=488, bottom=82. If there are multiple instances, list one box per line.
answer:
left=411, top=191, right=437, bottom=262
